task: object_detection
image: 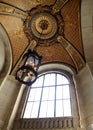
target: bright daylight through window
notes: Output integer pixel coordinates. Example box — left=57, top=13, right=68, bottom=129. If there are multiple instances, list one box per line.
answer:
left=23, top=72, right=72, bottom=118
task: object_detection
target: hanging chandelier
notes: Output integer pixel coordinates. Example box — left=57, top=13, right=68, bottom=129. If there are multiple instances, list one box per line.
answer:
left=15, top=49, right=42, bottom=86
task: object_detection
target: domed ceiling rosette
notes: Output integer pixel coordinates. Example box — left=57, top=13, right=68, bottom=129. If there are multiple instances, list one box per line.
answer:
left=24, top=5, right=64, bottom=46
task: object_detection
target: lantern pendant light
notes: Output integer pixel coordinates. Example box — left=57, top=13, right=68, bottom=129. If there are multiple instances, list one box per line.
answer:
left=15, top=49, right=42, bottom=86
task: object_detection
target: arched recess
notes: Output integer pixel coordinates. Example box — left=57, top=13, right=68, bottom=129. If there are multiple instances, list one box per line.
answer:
left=14, top=63, right=80, bottom=129
left=38, top=63, right=75, bottom=75
left=0, top=23, right=12, bottom=86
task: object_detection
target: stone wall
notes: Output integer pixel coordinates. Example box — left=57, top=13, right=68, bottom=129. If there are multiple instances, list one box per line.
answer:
left=74, top=64, right=93, bottom=129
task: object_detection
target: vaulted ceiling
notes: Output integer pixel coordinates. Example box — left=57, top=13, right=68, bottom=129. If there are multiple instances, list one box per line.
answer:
left=0, top=0, right=86, bottom=74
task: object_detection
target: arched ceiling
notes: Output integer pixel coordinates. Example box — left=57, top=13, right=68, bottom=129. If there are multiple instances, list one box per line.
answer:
left=0, top=0, right=86, bottom=74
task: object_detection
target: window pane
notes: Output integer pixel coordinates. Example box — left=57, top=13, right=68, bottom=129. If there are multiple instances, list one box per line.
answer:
left=62, top=76, right=69, bottom=84
left=57, top=74, right=63, bottom=85
left=63, top=100, right=71, bottom=116
left=49, top=73, right=55, bottom=86
left=28, top=88, right=42, bottom=101
left=47, top=101, right=54, bottom=117
left=34, top=88, right=42, bottom=101
left=23, top=102, right=32, bottom=118
left=56, top=100, right=63, bottom=117
left=31, top=79, right=38, bottom=88
left=32, top=76, right=43, bottom=87
left=31, top=102, right=39, bottom=118
left=28, top=89, right=36, bottom=101
left=48, top=87, right=55, bottom=100
left=42, top=87, right=49, bottom=101
left=44, top=73, right=55, bottom=86
left=39, top=101, right=47, bottom=118
left=56, top=86, right=62, bottom=99
left=37, top=76, right=44, bottom=87
left=44, top=74, right=50, bottom=86
left=63, top=85, right=70, bottom=99
left=57, top=74, right=69, bottom=85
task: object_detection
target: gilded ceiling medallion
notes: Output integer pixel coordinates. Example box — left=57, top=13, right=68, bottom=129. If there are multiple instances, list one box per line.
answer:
left=30, top=12, right=58, bottom=40
left=24, top=5, right=64, bottom=46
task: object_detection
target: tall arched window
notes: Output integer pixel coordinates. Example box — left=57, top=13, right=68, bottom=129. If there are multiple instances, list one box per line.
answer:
left=23, top=72, right=72, bottom=118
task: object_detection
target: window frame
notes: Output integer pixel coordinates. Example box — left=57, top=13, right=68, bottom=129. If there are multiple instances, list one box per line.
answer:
left=23, top=70, right=72, bottom=118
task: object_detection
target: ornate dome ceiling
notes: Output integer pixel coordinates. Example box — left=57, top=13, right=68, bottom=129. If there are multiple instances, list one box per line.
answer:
left=0, top=0, right=85, bottom=74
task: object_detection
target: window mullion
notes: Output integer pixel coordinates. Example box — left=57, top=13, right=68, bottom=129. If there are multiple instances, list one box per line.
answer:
left=54, top=73, right=57, bottom=117
left=38, top=74, right=45, bottom=117
left=62, top=80, right=64, bottom=116
left=69, top=83, right=72, bottom=116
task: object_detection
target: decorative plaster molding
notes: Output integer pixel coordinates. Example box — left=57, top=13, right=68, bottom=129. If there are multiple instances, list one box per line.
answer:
left=0, top=2, right=27, bottom=20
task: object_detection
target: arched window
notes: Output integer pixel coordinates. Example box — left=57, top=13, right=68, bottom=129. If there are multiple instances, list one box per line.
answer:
left=23, top=72, right=72, bottom=118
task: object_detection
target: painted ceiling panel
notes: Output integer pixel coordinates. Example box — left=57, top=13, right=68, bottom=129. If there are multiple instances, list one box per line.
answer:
left=0, top=0, right=85, bottom=73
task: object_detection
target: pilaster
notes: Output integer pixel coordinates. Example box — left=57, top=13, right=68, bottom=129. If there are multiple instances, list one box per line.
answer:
left=0, top=75, right=21, bottom=130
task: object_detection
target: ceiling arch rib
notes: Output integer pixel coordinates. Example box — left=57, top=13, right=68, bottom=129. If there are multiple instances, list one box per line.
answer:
left=52, top=0, right=69, bottom=13
left=57, top=36, right=85, bottom=72
left=0, top=2, right=27, bottom=20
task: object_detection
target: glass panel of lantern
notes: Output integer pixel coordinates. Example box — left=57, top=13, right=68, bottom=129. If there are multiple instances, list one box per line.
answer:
left=15, top=49, right=42, bottom=86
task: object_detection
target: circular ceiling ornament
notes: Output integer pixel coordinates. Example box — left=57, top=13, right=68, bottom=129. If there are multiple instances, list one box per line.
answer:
left=24, top=5, right=64, bottom=46
left=30, top=12, right=58, bottom=40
